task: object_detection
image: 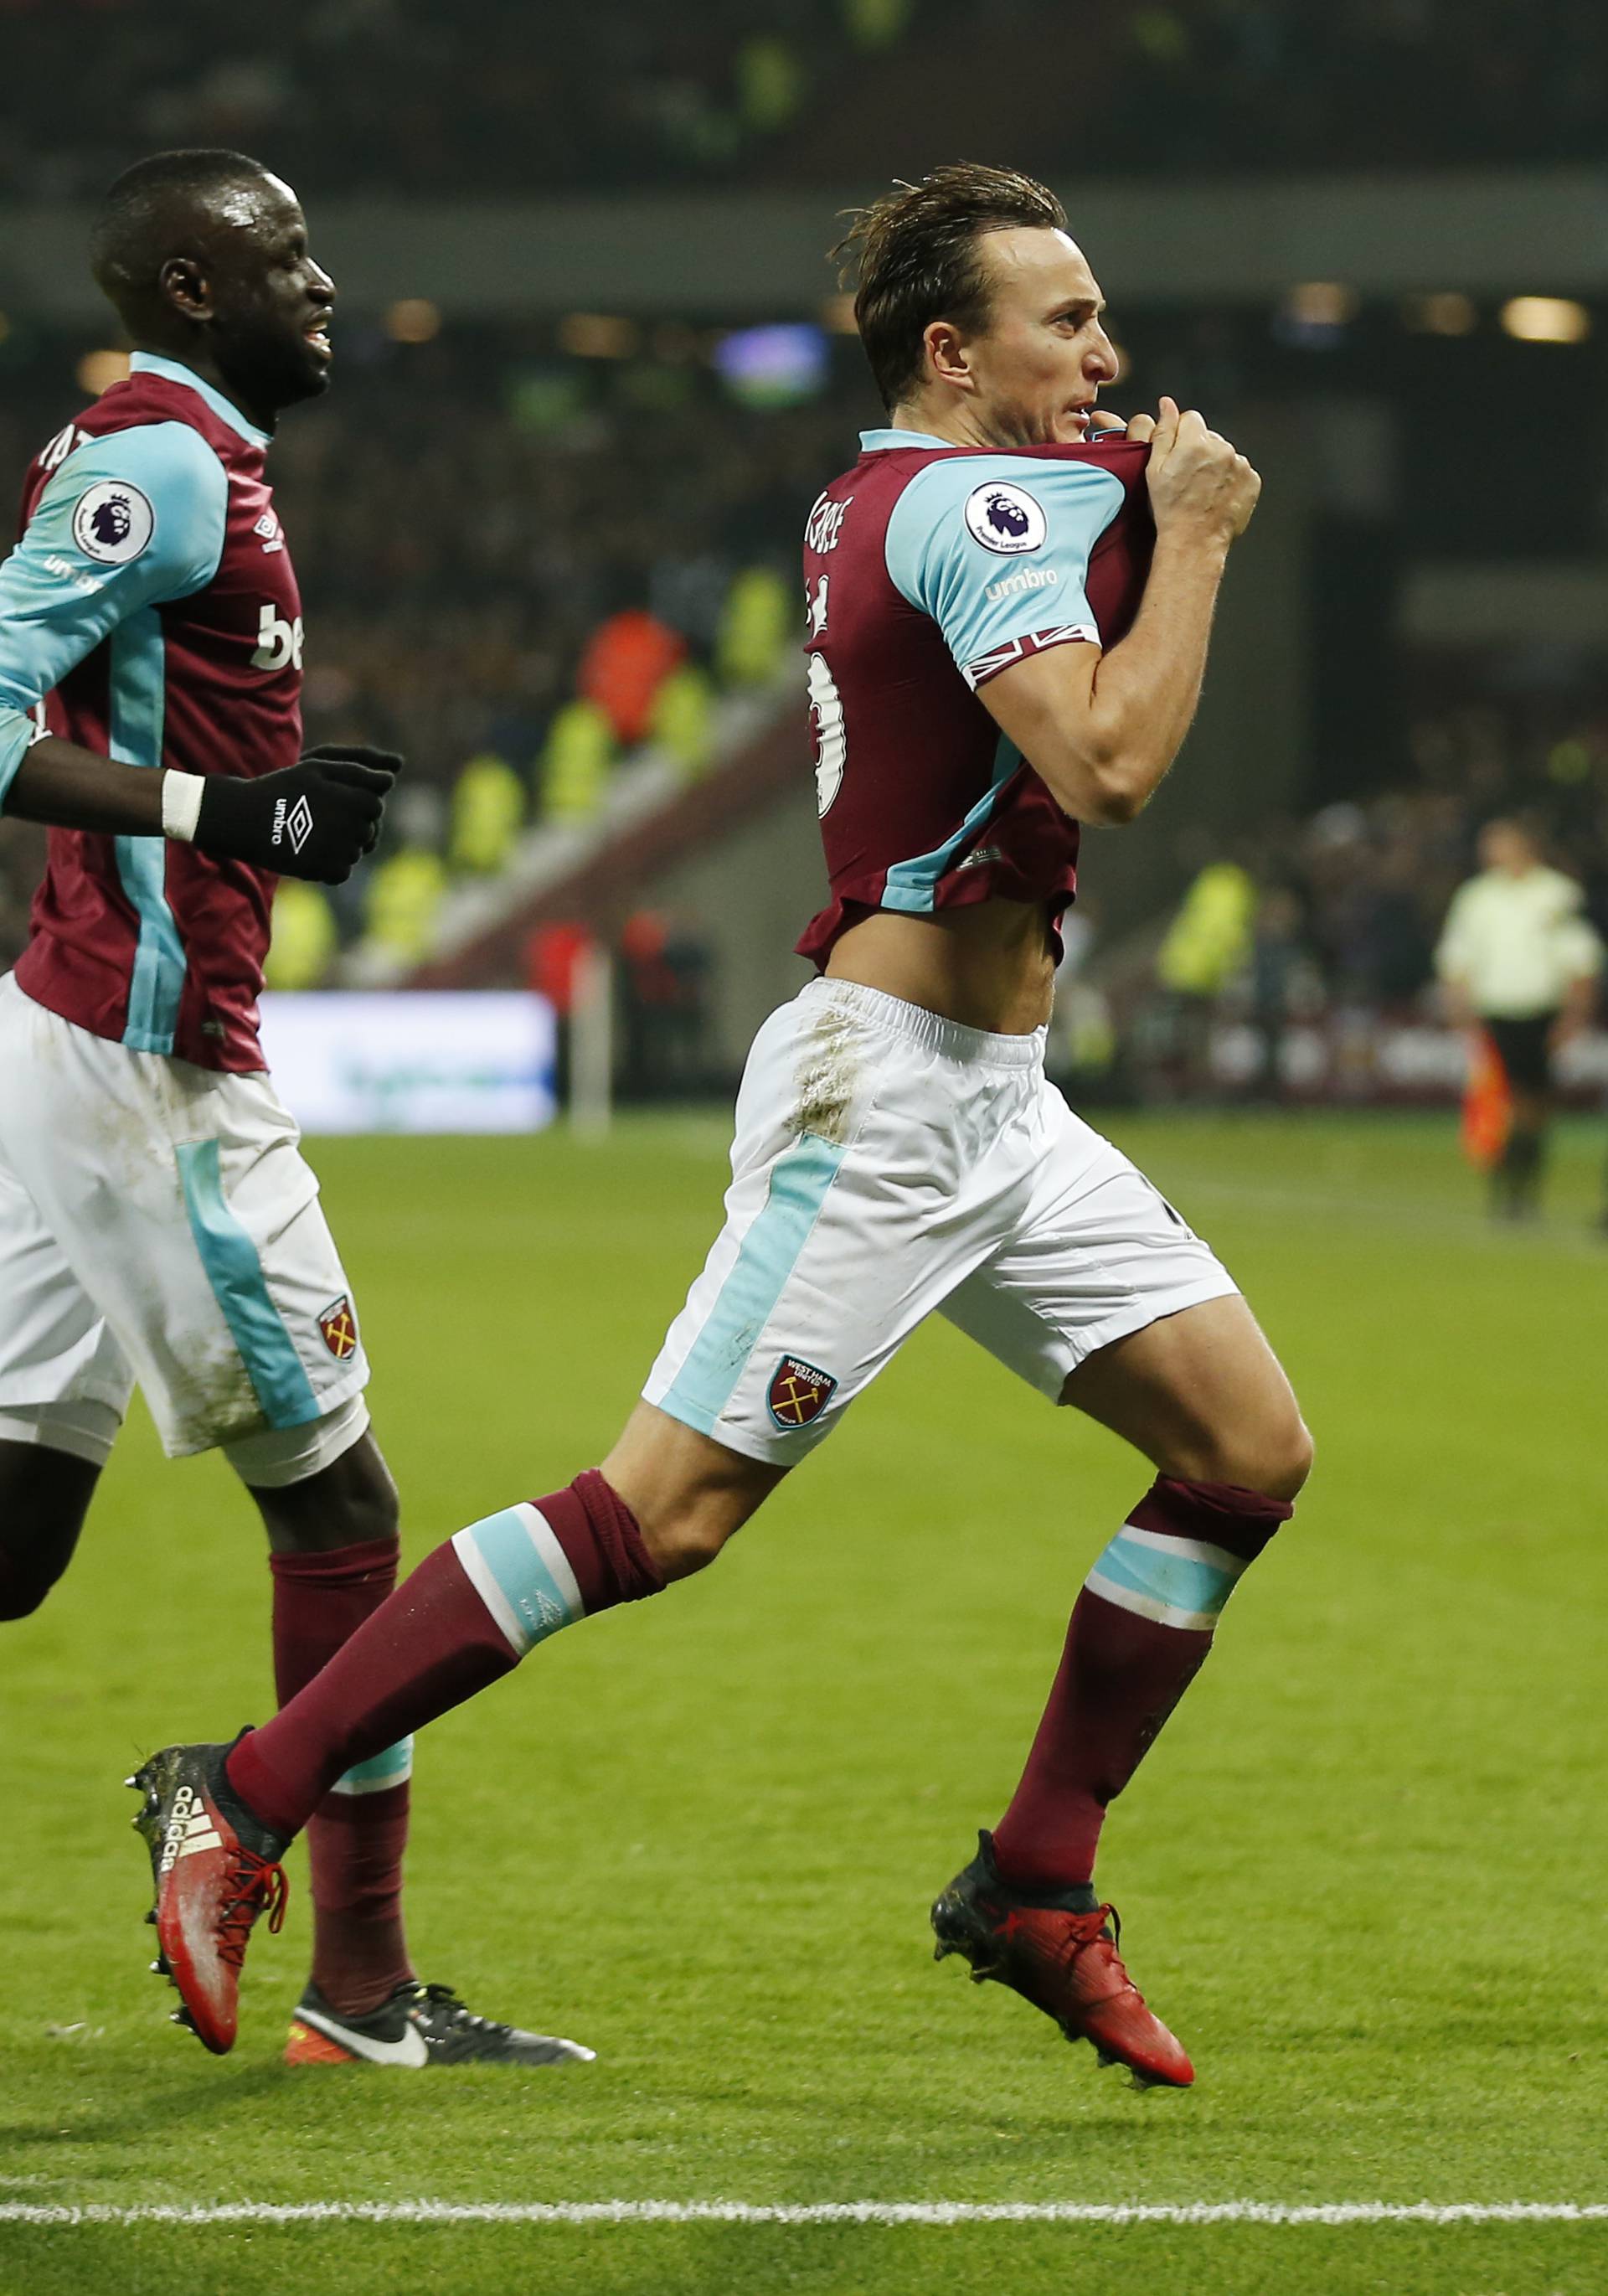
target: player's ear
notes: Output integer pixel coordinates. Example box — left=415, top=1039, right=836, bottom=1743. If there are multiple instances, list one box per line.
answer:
left=159, top=255, right=212, bottom=325
left=924, top=318, right=975, bottom=395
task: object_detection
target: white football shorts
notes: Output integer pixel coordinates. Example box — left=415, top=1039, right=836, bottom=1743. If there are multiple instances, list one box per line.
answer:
left=0, top=974, right=369, bottom=1479
left=644, top=978, right=1238, bottom=1466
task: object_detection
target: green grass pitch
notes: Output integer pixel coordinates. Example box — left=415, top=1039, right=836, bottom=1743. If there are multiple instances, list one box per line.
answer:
left=2, top=1111, right=1604, bottom=2296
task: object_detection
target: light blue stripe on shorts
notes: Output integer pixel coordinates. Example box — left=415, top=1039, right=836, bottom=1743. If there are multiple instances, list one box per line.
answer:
left=174, top=1138, right=321, bottom=1429
left=658, top=1133, right=847, bottom=1437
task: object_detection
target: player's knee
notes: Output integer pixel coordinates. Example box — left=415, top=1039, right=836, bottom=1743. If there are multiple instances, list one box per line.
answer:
left=1259, top=1412, right=1314, bottom=1503
left=1172, top=1407, right=1313, bottom=1505
left=1227, top=1411, right=1313, bottom=1504
left=257, top=1431, right=400, bottom=1555
left=338, top=1446, right=400, bottom=1545
left=638, top=1509, right=735, bottom=1583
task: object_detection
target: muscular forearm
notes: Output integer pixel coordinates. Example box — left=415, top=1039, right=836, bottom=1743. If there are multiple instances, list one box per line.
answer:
left=1075, top=527, right=1229, bottom=820
left=5, top=735, right=168, bottom=835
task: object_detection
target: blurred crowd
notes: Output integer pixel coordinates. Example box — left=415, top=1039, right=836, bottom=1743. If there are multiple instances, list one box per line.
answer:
left=1114, top=696, right=1608, bottom=1101
left=3, top=0, right=1605, bottom=199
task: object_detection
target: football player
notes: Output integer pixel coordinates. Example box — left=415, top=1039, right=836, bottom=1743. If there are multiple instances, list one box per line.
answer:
left=131, top=165, right=1310, bottom=2087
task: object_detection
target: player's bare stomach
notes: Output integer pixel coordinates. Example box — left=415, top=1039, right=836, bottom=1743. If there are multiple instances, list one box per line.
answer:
left=825, top=899, right=1058, bottom=1035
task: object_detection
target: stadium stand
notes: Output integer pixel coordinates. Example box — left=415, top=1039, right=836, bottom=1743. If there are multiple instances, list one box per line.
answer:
left=5, top=0, right=1605, bottom=194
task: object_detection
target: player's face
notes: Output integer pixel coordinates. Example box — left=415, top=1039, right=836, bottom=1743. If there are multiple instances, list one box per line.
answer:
left=962, top=229, right=1119, bottom=447
left=201, top=177, right=337, bottom=420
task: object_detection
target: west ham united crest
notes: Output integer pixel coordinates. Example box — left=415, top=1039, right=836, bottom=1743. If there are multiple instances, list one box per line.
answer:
left=766, top=1354, right=838, bottom=1431
left=317, top=1296, right=359, bottom=1361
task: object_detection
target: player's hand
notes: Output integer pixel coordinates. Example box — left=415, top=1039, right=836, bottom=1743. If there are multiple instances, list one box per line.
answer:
left=1144, top=395, right=1260, bottom=544
left=193, top=744, right=403, bottom=883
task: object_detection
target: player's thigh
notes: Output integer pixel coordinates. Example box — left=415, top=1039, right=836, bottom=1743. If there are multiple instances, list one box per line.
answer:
left=1062, top=1292, right=1312, bottom=1499
left=642, top=982, right=1036, bottom=1472
left=940, top=1097, right=1240, bottom=1409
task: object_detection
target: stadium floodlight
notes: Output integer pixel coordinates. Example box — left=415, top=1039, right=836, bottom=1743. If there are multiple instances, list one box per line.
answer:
left=1499, top=296, right=1591, bottom=343
left=1400, top=292, right=1477, bottom=335
left=385, top=297, right=441, bottom=343
left=559, top=313, right=640, bottom=359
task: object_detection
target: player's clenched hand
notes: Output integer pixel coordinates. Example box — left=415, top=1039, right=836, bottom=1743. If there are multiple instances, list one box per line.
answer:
left=188, top=743, right=403, bottom=883
left=1143, top=395, right=1260, bottom=544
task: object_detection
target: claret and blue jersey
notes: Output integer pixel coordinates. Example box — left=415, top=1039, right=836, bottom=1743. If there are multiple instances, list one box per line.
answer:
left=0, top=353, right=306, bottom=1071
left=796, top=429, right=1154, bottom=966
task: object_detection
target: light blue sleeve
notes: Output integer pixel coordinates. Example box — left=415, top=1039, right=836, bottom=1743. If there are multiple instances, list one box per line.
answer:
left=0, top=421, right=228, bottom=807
left=884, top=455, right=1126, bottom=689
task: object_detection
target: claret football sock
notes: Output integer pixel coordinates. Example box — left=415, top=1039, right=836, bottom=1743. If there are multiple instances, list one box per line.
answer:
left=229, top=1473, right=664, bottom=1844
left=271, top=1537, right=414, bottom=2016
left=991, top=1476, right=1293, bottom=1894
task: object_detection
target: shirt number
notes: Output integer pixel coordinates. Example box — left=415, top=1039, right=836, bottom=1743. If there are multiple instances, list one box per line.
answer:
left=807, top=651, right=845, bottom=818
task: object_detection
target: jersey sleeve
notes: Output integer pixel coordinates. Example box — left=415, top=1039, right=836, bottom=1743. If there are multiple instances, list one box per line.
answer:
left=884, top=454, right=1127, bottom=690
left=0, top=421, right=228, bottom=807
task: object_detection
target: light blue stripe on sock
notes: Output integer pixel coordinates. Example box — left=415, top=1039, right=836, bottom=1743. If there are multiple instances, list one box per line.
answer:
left=659, top=1133, right=846, bottom=1436
left=175, top=1138, right=321, bottom=1428
left=1089, top=1530, right=1240, bottom=1622
left=107, top=608, right=187, bottom=1053
left=333, top=1737, right=414, bottom=1795
left=463, top=1507, right=580, bottom=1650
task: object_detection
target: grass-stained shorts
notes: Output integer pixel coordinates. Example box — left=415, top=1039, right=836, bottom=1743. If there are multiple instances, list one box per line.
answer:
left=644, top=978, right=1238, bottom=1467
left=0, top=973, right=368, bottom=1478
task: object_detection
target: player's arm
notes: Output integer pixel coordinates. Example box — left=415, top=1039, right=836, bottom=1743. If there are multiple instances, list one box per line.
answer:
left=1550, top=911, right=1604, bottom=1045
left=0, top=426, right=398, bottom=883
left=978, top=400, right=1260, bottom=825
left=1432, top=884, right=1477, bottom=1028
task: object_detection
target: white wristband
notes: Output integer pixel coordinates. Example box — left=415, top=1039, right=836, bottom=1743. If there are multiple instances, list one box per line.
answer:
left=160, top=770, right=205, bottom=844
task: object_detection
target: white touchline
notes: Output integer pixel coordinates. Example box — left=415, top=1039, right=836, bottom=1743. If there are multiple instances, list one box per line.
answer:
left=2, top=2202, right=1605, bottom=2228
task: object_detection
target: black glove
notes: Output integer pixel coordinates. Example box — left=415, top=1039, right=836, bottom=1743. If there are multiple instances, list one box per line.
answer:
left=193, top=745, right=404, bottom=884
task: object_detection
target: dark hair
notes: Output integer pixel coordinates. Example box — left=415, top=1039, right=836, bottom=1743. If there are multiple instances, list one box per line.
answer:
left=90, top=148, right=273, bottom=295
left=832, top=163, right=1068, bottom=412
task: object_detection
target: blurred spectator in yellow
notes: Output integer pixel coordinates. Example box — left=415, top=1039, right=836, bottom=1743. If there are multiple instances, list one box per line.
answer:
left=1156, top=855, right=1256, bottom=1092
left=450, top=750, right=525, bottom=875
left=716, top=567, right=791, bottom=688
left=1435, top=818, right=1603, bottom=1220
left=650, top=663, right=717, bottom=780
left=539, top=700, right=616, bottom=823
left=264, top=882, right=338, bottom=992
left=735, top=36, right=807, bottom=133
left=364, top=846, right=449, bottom=967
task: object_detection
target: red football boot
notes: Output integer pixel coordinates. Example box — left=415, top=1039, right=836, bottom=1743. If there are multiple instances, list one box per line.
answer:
left=127, top=1740, right=289, bottom=2056
left=931, top=1831, right=1194, bottom=2089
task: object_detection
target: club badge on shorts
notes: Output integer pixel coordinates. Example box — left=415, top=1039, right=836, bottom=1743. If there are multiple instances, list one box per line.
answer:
left=767, top=1354, right=838, bottom=1431
left=317, top=1295, right=359, bottom=1360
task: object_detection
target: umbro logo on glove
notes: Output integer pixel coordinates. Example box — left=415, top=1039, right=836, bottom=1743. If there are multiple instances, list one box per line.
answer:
left=164, top=744, right=403, bottom=884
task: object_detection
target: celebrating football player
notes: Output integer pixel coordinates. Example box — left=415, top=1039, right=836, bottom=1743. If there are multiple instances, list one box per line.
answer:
left=0, top=150, right=587, bottom=2070
left=131, top=165, right=1311, bottom=2089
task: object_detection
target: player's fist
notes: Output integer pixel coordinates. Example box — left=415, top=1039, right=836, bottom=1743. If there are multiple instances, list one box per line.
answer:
left=1144, top=395, right=1260, bottom=543
left=193, top=744, right=403, bottom=883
